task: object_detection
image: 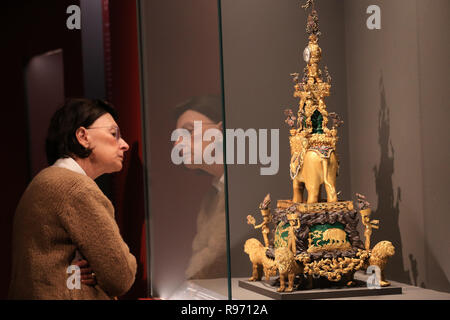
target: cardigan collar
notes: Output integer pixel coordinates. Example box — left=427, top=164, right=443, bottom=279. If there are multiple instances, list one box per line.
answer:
left=53, top=157, right=87, bottom=176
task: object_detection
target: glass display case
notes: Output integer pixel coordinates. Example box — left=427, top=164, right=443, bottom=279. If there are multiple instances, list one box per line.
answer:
left=137, top=0, right=450, bottom=299
left=137, top=0, right=229, bottom=299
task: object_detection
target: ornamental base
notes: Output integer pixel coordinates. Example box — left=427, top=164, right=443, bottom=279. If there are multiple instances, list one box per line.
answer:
left=238, top=275, right=402, bottom=300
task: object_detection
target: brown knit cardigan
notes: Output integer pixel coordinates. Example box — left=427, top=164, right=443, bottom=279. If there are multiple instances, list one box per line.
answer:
left=8, top=167, right=137, bottom=300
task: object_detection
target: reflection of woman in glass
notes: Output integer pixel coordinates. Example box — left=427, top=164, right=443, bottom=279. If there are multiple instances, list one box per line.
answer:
left=173, top=95, right=226, bottom=279
left=9, top=99, right=137, bottom=299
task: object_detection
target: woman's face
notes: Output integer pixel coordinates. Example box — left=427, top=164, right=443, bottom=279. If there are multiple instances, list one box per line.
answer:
left=174, top=109, right=222, bottom=172
left=84, top=113, right=129, bottom=174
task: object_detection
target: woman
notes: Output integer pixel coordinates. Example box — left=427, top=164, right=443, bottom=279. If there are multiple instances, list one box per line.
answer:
left=8, top=98, right=137, bottom=299
left=173, top=95, right=227, bottom=280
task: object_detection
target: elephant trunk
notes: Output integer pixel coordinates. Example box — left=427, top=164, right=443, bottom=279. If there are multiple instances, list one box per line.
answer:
left=321, top=158, right=336, bottom=201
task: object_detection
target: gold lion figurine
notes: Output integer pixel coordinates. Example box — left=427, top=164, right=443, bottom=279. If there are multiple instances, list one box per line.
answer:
left=369, top=241, right=395, bottom=287
left=244, top=238, right=277, bottom=281
left=275, top=247, right=303, bottom=292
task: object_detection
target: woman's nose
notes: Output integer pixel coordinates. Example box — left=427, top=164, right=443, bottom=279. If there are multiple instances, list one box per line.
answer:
left=120, top=138, right=129, bottom=151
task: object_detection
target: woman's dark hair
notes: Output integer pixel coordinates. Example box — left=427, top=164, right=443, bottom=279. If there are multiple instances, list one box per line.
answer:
left=45, top=98, right=118, bottom=165
left=173, top=95, right=223, bottom=123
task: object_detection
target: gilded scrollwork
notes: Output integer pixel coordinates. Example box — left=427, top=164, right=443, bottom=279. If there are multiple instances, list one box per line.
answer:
left=296, top=249, right=370, bottom=282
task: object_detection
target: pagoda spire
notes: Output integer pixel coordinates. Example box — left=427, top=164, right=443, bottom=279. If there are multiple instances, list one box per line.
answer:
left=286, top=1, right=342, bottom=202
left=290, top=1, right=334, bottom=138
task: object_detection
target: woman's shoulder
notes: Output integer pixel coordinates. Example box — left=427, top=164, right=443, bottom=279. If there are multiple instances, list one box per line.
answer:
left=31, top=166, right=100, bottom=195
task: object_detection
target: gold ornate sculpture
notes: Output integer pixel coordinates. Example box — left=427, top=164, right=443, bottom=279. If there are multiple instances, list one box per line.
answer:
left=243, top=0, right=396, bottom=295
left=287, top=211, right=301, bottom=255
left=288, top=6, right=339, bottom=204
left=297, top=249, right=370, bottom=283
left=247, top=194, right=272, bottom=248
left=357, top=193, right=380, bottom=251
left=369, top=241, right=395, bottom=287
left=275, top=247, right=303, bottom=292
left=244, top=238, right=277, bottom=281
left=360, top=209, right=379, bottom=250
left=307, top=227, right=352, bottom=253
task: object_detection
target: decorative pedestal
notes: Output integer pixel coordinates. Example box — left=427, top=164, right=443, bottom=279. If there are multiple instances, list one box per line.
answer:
left=238, top=277, right=402, bottom=300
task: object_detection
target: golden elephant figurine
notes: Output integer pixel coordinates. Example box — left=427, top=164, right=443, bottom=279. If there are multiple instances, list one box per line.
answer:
left=291, top=147, right=339, bottom=204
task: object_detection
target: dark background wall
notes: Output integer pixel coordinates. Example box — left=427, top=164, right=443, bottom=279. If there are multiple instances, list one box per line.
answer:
left=344, top=0, right=450, bottom=292
left=0, top=0, right=84, bottom=299
left=416, top=0, right=450, bottom=293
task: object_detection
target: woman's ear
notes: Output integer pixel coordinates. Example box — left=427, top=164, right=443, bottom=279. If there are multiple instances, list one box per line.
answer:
left=75, top=127, right=90, bottom=149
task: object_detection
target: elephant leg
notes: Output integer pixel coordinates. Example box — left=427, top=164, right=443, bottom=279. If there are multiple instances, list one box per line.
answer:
left=292, top=179, right=304, bottom=203
left=324, top=179, right=337, bottom=202
left=305, top=182, right=320, bottom=204
left=301, top=151, right=323, bottom=204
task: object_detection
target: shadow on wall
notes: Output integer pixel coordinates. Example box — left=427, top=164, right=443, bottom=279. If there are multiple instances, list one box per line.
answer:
left=408, top=253, right=426, bottom=288
left=372, top=74, right=411, bottom=285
